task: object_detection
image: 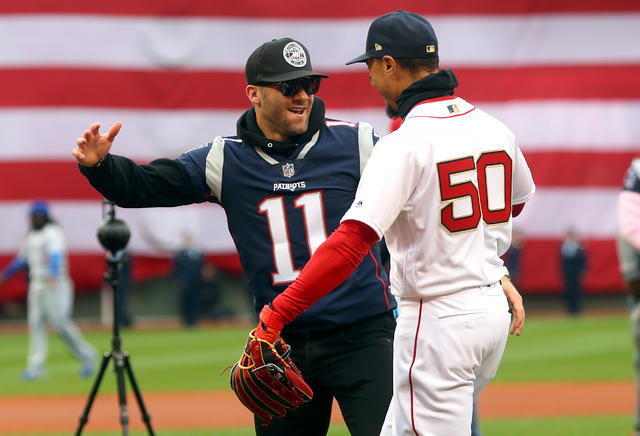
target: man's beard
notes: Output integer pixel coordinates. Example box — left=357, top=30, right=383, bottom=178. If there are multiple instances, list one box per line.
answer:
left=385, top=104, right=399, bottom=119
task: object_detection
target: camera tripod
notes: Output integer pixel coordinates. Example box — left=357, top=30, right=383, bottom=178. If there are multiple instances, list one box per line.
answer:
left=75, top=201, right=154, bottom=436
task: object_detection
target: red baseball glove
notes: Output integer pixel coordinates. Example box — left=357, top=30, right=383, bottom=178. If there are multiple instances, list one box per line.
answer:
left=230, top=306, right=313, bottom=424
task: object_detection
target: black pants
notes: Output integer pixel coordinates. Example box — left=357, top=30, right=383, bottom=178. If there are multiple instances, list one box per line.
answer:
left=563, top=276, right=583, bottom=315
left=255, top=311, right=395, bottom=436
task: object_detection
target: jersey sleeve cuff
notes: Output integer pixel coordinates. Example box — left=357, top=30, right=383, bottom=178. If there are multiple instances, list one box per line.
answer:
left=340, top=212, right=384, bottom=241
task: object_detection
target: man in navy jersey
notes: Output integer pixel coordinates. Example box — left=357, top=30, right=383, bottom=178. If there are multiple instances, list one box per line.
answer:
left=72, top=38, right=396, bottom=436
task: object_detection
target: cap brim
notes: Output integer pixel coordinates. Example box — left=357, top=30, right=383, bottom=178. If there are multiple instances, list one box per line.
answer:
left=345, top=53, right=370, bottom=65
left=257, top=70, right=329, bottom=84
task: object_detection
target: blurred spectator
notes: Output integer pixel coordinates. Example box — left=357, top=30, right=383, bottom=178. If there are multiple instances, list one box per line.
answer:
left=615, top=157, right=640, bottom=436
left=172, top=233, right=204, bottom=327
left=114, top=249, right=133, bottom=328
left=0, top=200, right=97, bottom=380
left=505, top=228, right=524, bottom=288
left=201, top=263, right=233, bottom=320
left=560, top=228, right=587, bottom=315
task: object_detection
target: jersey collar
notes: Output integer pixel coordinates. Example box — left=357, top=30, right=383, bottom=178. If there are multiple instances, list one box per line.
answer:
left=395, top=69, right=459, bottom=120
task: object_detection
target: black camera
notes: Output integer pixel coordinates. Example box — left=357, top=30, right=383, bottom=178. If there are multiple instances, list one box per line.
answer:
left=97, top=200, right=130, bottom=254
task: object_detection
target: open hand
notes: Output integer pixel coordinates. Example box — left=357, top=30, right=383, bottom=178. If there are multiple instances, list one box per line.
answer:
left=72, top=121, right=122, bottom=167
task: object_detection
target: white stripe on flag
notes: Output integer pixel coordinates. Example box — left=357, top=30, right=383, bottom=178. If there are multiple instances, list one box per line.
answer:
left=1, top=101, right=640, bottom=161
left=0, top=201, right=236, bottom=254
left=515, top=188, right=619, bottom=238
left=2, top=13, right=640, bottom=70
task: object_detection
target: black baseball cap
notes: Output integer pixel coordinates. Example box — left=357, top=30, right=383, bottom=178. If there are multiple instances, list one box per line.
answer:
left=346, top=10, right=438, bottom=65
left=246, top=38, right=329, bottom=85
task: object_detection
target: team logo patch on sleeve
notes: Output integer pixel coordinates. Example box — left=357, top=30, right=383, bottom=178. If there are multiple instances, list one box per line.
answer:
left=447, top=104, right=460, bottom=114
left=282, top=162, right=295, bottom=178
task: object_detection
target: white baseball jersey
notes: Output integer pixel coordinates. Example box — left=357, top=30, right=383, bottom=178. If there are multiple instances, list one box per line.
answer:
left=342, top=96, right=535, bottom=298
left=19, top=222, right=69, bottom=283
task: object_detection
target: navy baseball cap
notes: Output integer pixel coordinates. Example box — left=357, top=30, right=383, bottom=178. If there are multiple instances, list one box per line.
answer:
left=246, top=38, right=329, bottom=85
left=346, top=10, right=438, bottom=65
left=29, top=200, right=49, bottom=217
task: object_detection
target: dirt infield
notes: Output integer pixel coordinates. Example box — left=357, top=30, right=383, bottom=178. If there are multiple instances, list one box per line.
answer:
left=0, top=381, right=634, bottom=433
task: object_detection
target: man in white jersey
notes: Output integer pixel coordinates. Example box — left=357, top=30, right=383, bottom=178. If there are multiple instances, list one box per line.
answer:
left=0, top=201, right=97, bottom=380
left=243, top=10, right=533, bottom=435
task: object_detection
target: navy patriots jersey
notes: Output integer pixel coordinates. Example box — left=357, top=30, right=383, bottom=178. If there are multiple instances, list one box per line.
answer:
left=178, top=119, right=395, bottom=332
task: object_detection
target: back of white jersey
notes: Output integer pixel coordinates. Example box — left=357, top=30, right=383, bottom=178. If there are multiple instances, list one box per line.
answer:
left=342, top=97, right=535, bottom=298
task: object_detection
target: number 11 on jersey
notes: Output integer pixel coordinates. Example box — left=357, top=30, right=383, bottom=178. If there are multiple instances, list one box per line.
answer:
left=259, top=191, right=328, bottom=285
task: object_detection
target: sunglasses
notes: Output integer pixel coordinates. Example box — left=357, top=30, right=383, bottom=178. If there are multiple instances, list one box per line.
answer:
left=265, top=77, right=322, bottom=97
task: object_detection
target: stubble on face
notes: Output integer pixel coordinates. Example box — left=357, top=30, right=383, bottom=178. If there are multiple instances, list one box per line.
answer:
left=257, top=87, right=313, bottom=142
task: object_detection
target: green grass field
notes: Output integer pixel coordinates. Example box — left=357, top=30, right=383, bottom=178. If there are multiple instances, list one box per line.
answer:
left=0, top=313, right=635, bottom=435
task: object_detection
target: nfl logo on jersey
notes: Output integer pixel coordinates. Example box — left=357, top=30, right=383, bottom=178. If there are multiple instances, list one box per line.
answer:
left=282, top=162, right=295, bottom=178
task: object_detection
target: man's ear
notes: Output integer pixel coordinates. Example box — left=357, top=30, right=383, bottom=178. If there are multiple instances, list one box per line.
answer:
left=246, top=85, right=261, bottom=105
left=381, top=55, right=397, bottom=75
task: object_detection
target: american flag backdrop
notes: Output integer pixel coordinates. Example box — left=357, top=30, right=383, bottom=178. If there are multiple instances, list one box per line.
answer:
left=1, top=1, right=639, bottom=302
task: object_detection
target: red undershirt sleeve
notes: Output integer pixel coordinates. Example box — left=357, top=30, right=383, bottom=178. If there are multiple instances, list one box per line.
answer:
left=270, top=219, right=379, bottom=324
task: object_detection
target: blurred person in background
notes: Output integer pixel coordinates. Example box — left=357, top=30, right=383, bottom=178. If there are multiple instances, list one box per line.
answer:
left=560, top=228, right=587, bottom=316
left=616, top=158, right=640, bottom=436
left=200, top=263, right=234, bottom=320
left=0, top=200, right=97, bottom=380
left=172, top=233, right=204, bottom=328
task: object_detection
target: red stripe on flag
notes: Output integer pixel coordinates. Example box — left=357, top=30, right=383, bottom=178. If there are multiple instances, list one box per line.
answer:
left=525, top=151, right=637, bottom=188
left=1, top=0, right=637, bottom=16
left=453, top=65, right=640, bottom=102
left=509, top=238, right=623, bottom=294
left=0, top=161, right=102, bottom=200
left=0, top=238, right=622, bottom=303
left=1, top=66, right=639, bottom=109
left=0, top=69, right=249, bottom=110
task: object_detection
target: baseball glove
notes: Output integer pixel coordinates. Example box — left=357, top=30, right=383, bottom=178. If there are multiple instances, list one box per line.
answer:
left=230, top=329, right=313, bottom=424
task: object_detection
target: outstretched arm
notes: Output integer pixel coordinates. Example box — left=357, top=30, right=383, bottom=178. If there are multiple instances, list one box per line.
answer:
left=73, top=121, right=122, bottom=167
left=72, top=121, right=206, bottom=208
left=254, top=220, right=378, bottom=342
left=0, top=256, right=28, bottom=285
